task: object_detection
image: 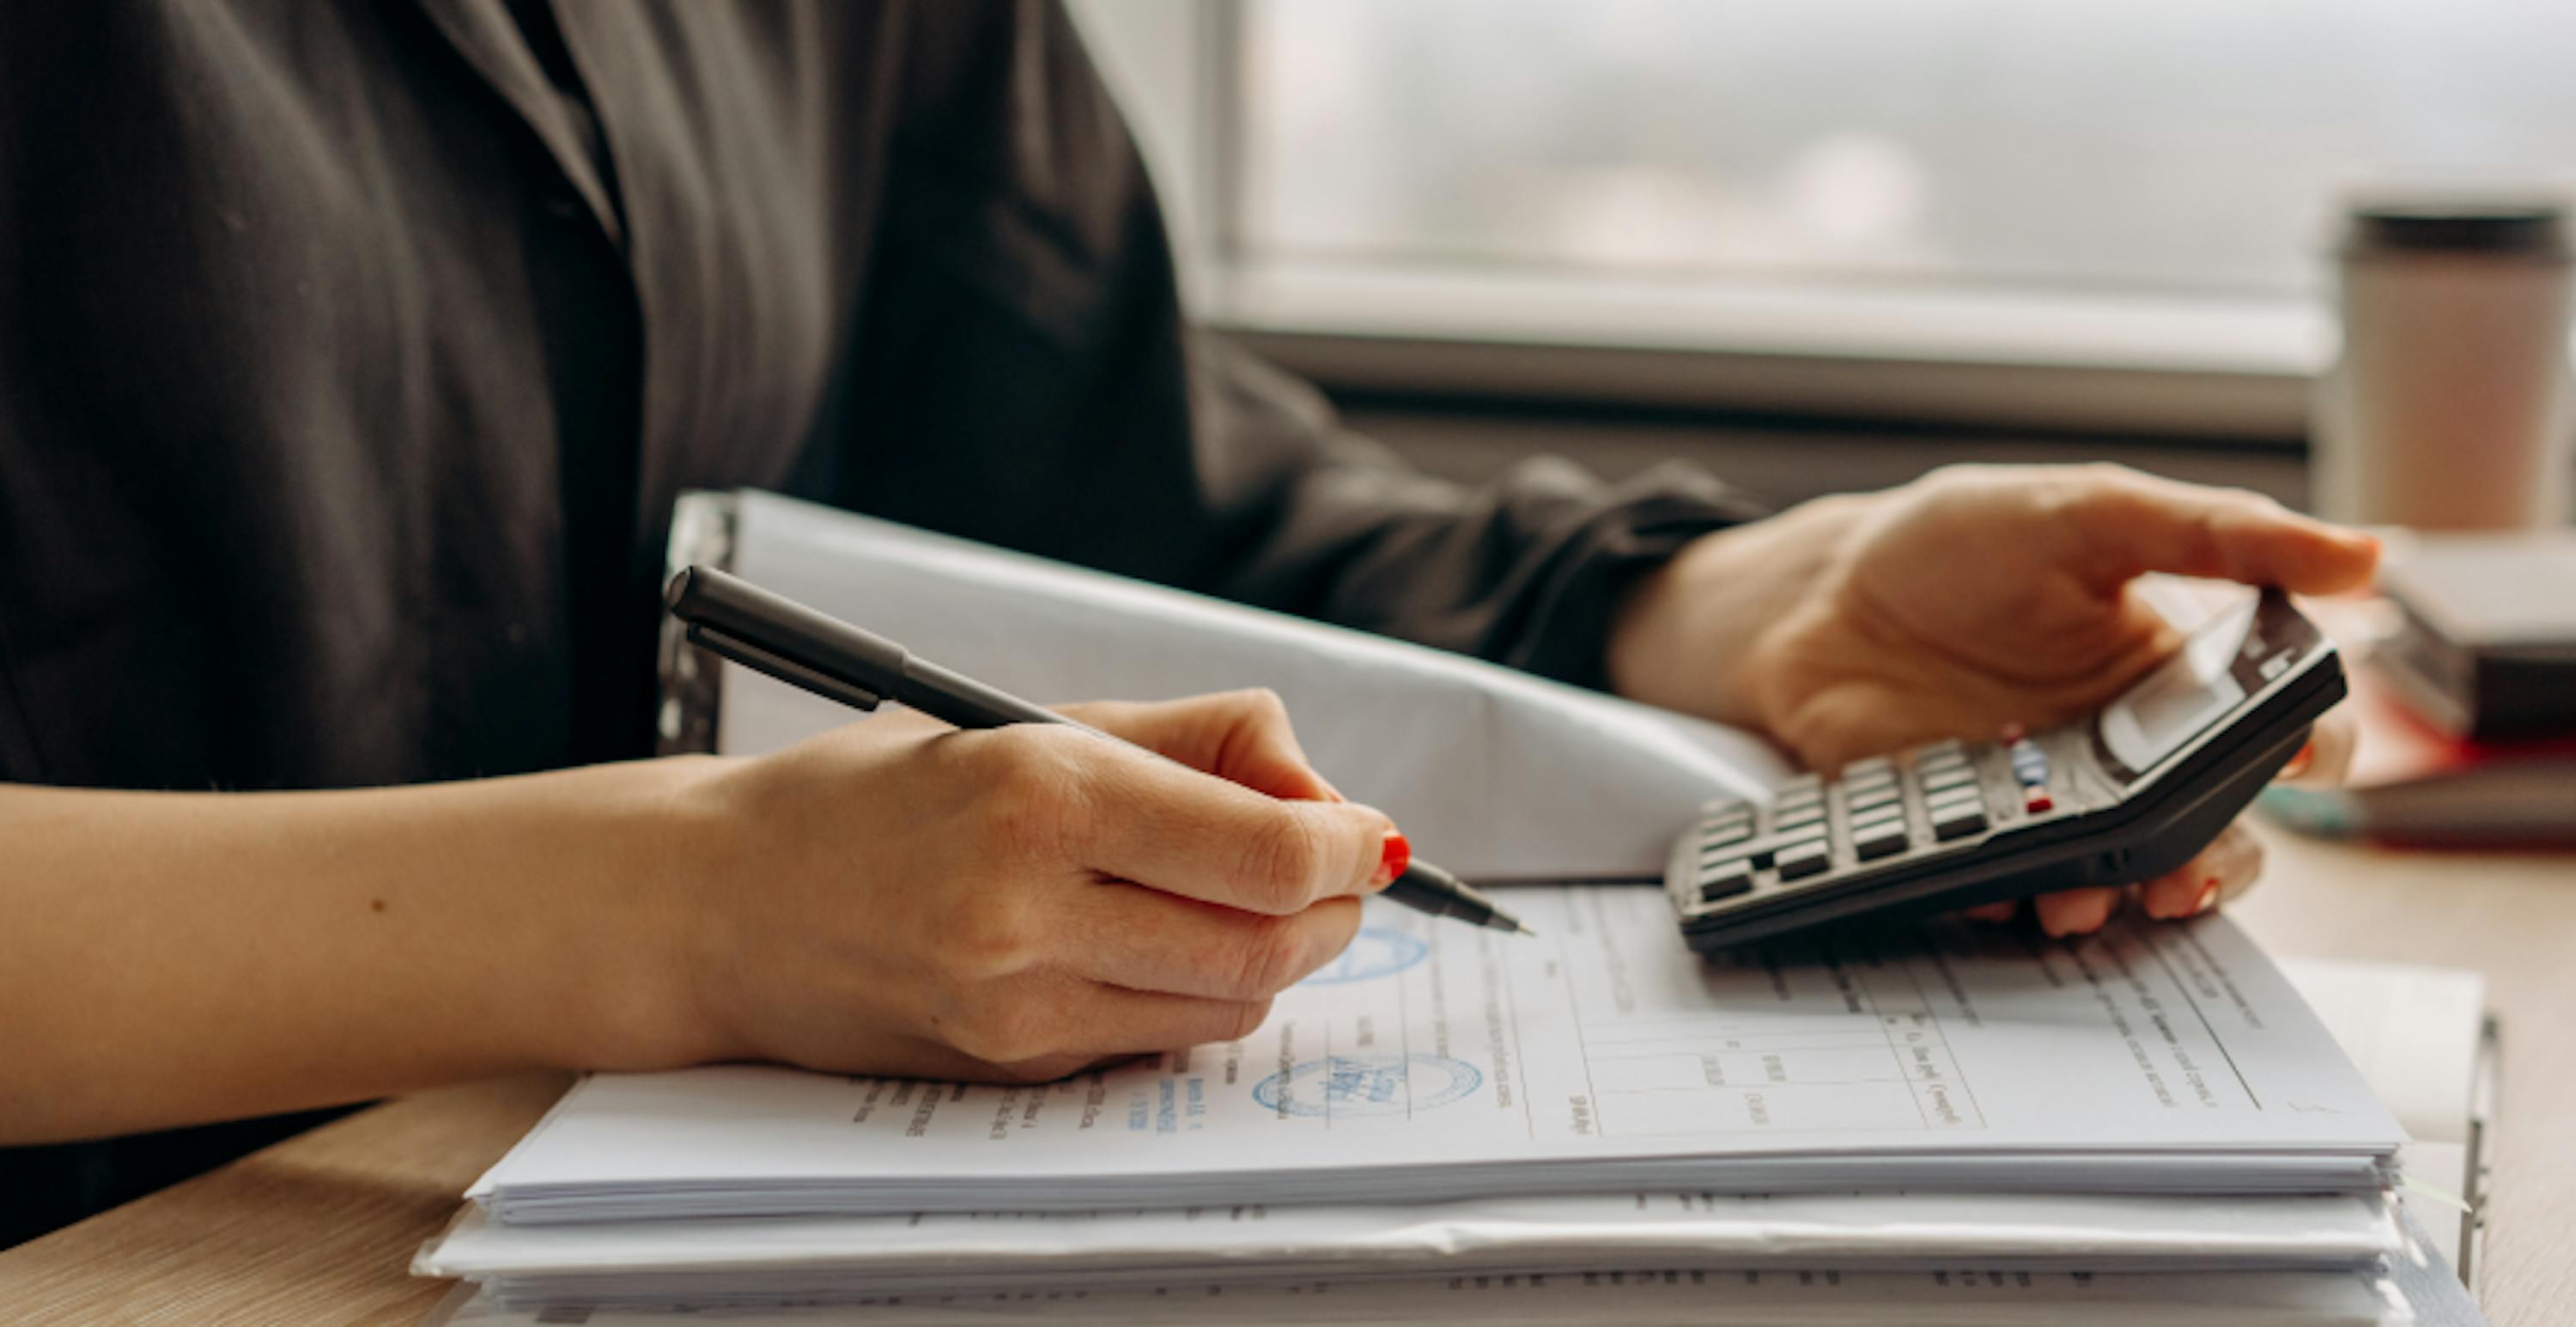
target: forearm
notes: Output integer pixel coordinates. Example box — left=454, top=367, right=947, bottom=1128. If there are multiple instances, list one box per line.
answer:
left=0, top=759, right=724, bottom=1144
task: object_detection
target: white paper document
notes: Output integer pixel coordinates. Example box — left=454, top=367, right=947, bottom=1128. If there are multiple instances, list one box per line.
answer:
left=417, top=1188, right=2397, bottom=1306
left=692, top=490, right=1787, bottom=881
left=469, top=888, right=2402, bottom=1223
left=428, top=1266, right=2416, bottom=1327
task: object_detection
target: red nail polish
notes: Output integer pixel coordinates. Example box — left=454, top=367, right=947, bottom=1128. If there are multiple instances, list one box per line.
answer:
left=2194, top=877, right=2221, bottom=914
left=2280, top=741, right=2315, bottom=779
left=1377, top=830, right=1412, bottom=886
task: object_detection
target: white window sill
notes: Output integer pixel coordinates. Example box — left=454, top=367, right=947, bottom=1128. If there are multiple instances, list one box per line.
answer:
left=1198, top=259, right=2332, bottom=439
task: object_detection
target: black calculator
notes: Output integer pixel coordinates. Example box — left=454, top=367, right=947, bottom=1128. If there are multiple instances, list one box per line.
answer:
left=1667, top=589, right=2345, bottom=951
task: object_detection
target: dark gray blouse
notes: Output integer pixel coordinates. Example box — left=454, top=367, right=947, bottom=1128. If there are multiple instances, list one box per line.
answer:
left=0, top=0, right=1753, bottom=1241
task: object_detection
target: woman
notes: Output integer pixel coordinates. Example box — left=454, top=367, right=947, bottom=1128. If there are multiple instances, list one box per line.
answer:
left=0, top=1, right=2373, bottom=1243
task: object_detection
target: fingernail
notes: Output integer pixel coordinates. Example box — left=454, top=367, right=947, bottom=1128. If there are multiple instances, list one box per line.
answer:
left=2279, top=741, right=2314, bottom=780
left=1376, top=830, right=1412, bottom=886
left=2194, top=876, right=2221, bottom=915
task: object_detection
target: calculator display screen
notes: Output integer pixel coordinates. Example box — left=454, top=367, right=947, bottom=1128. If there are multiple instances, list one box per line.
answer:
left=2091, top=593, right=2318, bottom=784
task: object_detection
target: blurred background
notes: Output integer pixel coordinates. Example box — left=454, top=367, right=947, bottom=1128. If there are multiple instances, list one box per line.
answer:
left=1071, top=0, right=2576, bottom=511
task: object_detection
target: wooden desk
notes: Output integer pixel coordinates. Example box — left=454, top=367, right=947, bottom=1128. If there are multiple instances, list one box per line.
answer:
left=2227, top=830, right=2576, bottom=1324
left=2, top=826, right=2569, bottom=1325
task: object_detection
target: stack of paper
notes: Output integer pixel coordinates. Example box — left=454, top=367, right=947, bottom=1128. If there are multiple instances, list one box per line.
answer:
left=418, top=1190, right=2399, bottom=1306
left=422, top=889, right=2414, bottom=1312
left=419, top=494, right=2451, bottom=1324
left=429, top=1265, right=2421, bottom=1327
left=461, top=891, right=2402, bottom=1222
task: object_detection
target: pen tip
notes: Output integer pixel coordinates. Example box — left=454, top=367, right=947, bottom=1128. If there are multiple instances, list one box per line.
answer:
left=1513, top=922, right=1539, bottom=937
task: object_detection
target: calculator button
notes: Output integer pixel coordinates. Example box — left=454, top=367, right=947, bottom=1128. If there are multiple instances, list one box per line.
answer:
left=1844, top=783, right=1901, bottom=813
left=1842, top=776, right=1899, bottom=804
left=1771, top=805, right=1826, bottom=833
left=1841, top=756, right=1895, bottom=782
left=1774, top=840, right=1832, bottom=880
left=1698, top=860, right=1756, bottom=902
left=1702, top=818, right=1755, bottom=849
left=1773, top=829, right=1829, bottom=855
left=1850, top=803, right=1906, bottom=831
left=1711, top=831, right=1802, bottom=869
left=1912, top=739, right=1966, bottom=764
left=1919, top=766, right=1978, bottom=794
left=1775, top=774, right=1824, bottom=800
left=1852, top=820, right=1911, bottom=860
left=1930, top=802, right=1990, bottom=840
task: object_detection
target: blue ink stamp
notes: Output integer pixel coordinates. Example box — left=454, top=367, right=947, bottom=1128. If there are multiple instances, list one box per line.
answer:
left=1299, top=926, right=1430, bottom=986
left=1253, top=1053, right=1482, bottom=1117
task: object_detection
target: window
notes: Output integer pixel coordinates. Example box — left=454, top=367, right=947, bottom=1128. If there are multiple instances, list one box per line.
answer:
left=1239, top=0, right=2576, bottom=297
left=1078, top=1, right=2576, bottom=432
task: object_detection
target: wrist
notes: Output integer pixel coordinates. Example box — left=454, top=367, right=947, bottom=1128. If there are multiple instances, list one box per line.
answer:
left=1605, top=491, right=1877, bottom=729
left=551, top=754, right=749, bottom=1073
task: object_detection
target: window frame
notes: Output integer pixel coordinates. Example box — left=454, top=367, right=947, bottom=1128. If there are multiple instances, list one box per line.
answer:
left=1074, top=0, right=2328, bottom=439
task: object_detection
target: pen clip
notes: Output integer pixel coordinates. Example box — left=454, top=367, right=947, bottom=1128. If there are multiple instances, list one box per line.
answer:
left=685, top=624, right=885, bottom=712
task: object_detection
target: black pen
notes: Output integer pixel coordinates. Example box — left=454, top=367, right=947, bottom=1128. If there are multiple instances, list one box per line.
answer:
left=665, top=565, right=1534, bottom=936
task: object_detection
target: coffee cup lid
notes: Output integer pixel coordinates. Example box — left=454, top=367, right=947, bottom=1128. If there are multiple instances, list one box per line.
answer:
left=2341, top=199, right=2570, bottom=258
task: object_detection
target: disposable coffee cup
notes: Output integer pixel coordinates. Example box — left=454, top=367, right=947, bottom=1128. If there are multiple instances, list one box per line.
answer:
left=2313, top=200, right=2575, bottom=529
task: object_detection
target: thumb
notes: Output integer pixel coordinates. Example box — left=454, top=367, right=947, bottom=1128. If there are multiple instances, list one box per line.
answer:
left=2063, top=469, right=2380, bottom=597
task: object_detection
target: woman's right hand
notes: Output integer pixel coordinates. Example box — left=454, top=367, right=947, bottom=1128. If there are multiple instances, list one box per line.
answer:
left=645, top=690, right=1401, bottom=1085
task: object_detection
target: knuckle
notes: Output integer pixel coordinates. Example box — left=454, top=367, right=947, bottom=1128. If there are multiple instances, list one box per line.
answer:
left=2049, top=466, right=2149, bottom=531
left=938, top=900, right=1037, bottom=982
left=1234, top=808, right=1327, bottom=910
left=974, top=731, right=1091, bottom=862
left=948, top=997, right=1058, bottom=1065
left=1232, top=687, right=1290, bottom=724
left=1223, top=998, right=1274, bottom=1043
left=2215, top=481, right=2281, bottom=513
left=1224, top=917, right=1317, bottom=999
left=2178, top=505, right=2229, bottom=569
left=1915, top=462, right=2004, bottom=500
